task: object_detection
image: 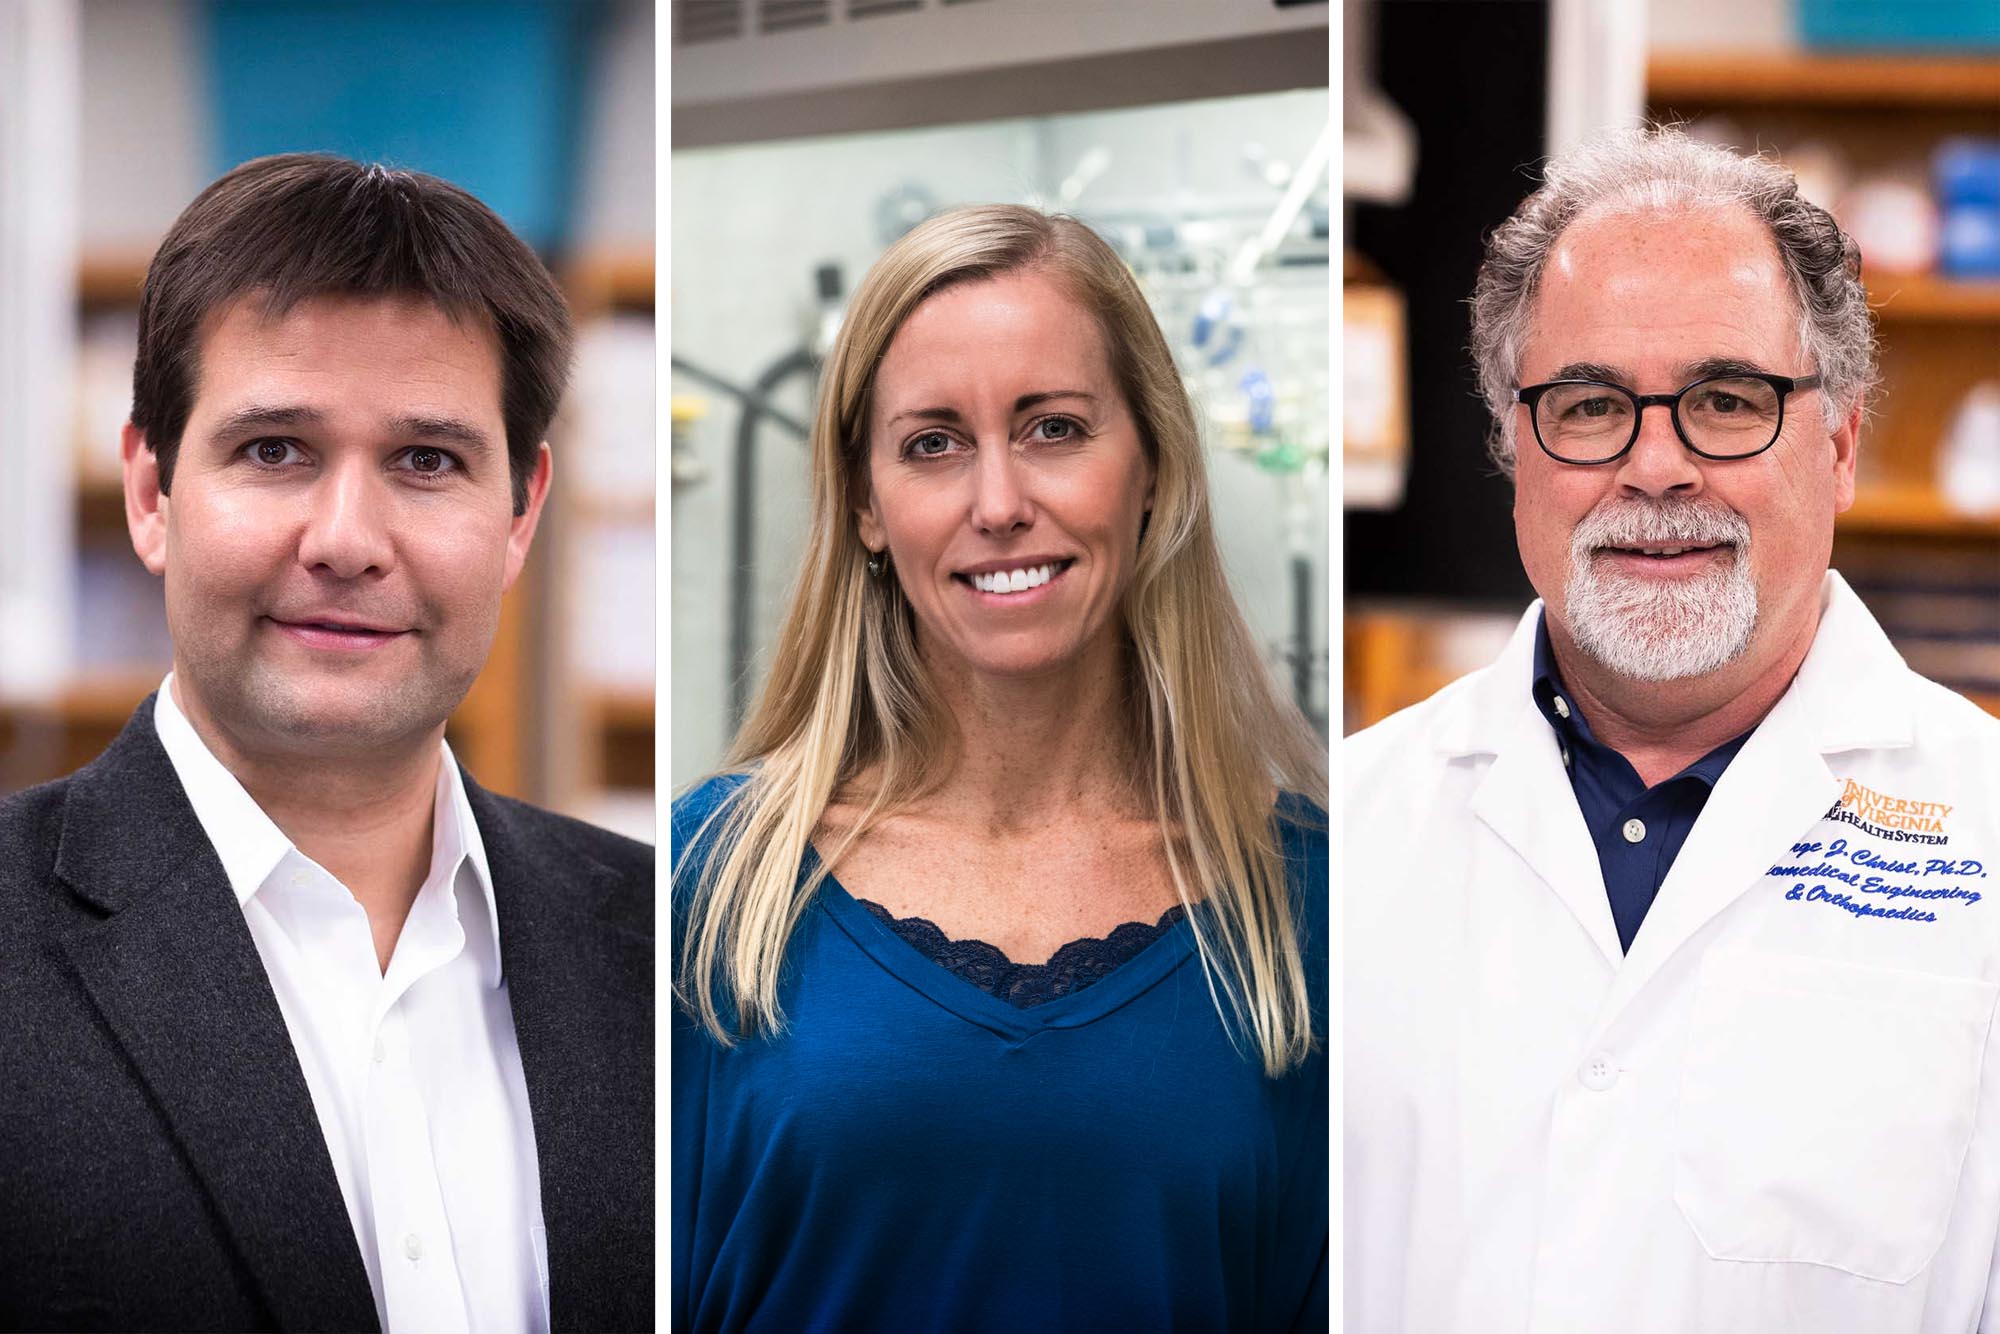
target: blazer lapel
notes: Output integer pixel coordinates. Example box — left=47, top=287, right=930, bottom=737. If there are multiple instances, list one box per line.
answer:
left=469, top=779, right=653, bottom=1332
left=47, top=704, right=378, bottom=1333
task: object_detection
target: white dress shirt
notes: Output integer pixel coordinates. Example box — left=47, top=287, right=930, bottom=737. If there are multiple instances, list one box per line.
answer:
left=154, top=677, right=549, bottom=1334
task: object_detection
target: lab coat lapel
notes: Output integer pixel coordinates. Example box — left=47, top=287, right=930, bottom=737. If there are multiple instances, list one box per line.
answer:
left=47, top=706, right=379, bottom=1333
left=1603, top=691, right=1836, bottom=1015
left=1460, top=607, right=1627, bottom=966
left=470, top=778, right=653, bottom=1332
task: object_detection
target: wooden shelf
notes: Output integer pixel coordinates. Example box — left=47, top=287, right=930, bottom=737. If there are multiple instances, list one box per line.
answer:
left=76, top=252, right=152, bottom=305
left=0, top=675, right=159, bottom=725
left=586, top=687, right=654, bottom=731
left=57, top=675, right=159, bottom=723
left=572, top=493, right=657, bottom=525
left=564, top=251, right=655, bottom=314
left=1870, top=276, right=2000, bottom=323
left=1649, top=52, right=2000, bottom=109
left=1841, top=484, right=2000, bottom=538
left=1963, top=689, right=2000, bottom=718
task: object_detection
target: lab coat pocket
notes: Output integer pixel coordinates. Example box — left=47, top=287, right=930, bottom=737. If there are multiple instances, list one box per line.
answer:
left=1675, top=948, right=1998, bottom=1283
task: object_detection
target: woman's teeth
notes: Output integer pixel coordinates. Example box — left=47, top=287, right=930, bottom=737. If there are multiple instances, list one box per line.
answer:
left=971, top=563, right=1058, bottom=594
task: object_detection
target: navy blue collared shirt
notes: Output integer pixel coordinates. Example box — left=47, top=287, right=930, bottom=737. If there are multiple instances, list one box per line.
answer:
left=1532, top=614, right=1753, bottom=953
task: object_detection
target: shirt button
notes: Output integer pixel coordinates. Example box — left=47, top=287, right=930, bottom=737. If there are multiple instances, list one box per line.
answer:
left=371, top=1037, right=386, bottom=1065
left=1579, top=1052, right=1619, bottom=1091
left=404, top=1232, right=423, bottom=1262
left=1553, top=695, right=1571, bottom=719
left=1622, top=818, right=1647, bottom=844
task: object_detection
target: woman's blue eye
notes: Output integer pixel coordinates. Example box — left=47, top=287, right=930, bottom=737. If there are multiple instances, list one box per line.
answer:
left=909, top=432, right=952, bottom=456
left=1035, top=416, right=1077, bottom=440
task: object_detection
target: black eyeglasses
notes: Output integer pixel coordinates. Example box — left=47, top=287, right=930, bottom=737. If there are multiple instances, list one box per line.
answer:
left=1513, top=372, right=1823, bottom=465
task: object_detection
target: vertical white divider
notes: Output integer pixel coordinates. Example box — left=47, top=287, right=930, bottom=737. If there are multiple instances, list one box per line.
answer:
left=0, top=0, right=81, bottom=700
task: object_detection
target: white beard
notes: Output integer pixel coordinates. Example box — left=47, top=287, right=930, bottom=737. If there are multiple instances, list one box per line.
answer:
left=1562, top=496, right=1757, bottom=682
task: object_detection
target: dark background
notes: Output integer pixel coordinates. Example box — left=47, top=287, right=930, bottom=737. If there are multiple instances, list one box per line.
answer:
left=1347, top=0, right=1549, bottom=604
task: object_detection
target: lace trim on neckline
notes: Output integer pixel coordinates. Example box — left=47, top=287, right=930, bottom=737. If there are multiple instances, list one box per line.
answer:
left=855, top=899, right=1187, bottom=1010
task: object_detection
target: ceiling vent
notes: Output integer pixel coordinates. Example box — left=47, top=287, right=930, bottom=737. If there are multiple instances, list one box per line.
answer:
left=758, top=0, right=832, bottom=35
left=674, top=1, right=744, bottom=46
left=677, top=0, right=1003, bottom=48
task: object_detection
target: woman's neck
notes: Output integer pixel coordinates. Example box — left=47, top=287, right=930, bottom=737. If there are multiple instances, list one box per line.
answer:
left=916, top=632, right=1146, bottom=827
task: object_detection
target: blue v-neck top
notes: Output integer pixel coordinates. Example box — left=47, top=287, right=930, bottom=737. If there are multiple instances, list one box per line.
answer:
left=670, top=775, right=1329, bottom=1333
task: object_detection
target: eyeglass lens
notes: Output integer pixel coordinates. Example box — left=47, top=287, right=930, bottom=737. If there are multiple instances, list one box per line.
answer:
left=1536, top=377, right=1784, bottom=461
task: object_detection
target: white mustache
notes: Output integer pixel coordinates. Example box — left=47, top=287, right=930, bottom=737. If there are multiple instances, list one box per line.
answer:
left=1571, top=497, right=1750, bottom=553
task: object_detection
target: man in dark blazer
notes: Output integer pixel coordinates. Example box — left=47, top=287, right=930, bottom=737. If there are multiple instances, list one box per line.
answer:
left=0, top=155, right=651, bottom=1333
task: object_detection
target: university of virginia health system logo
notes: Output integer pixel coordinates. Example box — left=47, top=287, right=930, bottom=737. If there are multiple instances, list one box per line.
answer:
left=1825, top=777, right=1953, bottom=846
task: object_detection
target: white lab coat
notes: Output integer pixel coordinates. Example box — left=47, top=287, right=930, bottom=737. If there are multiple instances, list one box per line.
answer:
left=1346, top=571, right=2000, bottom=1334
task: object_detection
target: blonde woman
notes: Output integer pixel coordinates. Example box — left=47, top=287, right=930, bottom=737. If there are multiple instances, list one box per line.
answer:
left=672, top=205, right=1327, bottom=1332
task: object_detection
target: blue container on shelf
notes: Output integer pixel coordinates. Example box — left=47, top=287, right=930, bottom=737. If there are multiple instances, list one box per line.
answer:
left=1936, top=140, right=2000, bottom=279
left=205, top=0, right=602, bottom=253
left=1800, top=0, right=2000, bottom=48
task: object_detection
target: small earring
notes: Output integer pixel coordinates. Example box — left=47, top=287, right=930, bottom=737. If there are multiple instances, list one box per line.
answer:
left=866, top=551, right=885, bottom=577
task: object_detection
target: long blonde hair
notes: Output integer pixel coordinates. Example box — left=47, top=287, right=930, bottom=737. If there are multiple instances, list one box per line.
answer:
left=675, top=205, right=1326, bottom=1075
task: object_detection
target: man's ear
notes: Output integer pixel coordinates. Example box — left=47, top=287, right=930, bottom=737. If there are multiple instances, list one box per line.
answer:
left=502, top=443, right=554, bottom=592
left=122, top=423, right=168, bottom=575
left=1830, top=398, right=1863, bottom=513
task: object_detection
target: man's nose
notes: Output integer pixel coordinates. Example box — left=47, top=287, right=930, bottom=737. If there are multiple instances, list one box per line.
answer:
left=1612, top=401, right=1704, bottom=498
left=969, top=445, right=1034, bottom=534
left=296, top=458, right=395, bottom=578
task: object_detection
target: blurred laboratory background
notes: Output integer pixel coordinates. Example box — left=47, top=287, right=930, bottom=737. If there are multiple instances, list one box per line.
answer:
left=1345, top=0, right=2000, bottom=732
left=670, top=0, right=1332, bottom=788
left=0, top=0, right=653, bottom=838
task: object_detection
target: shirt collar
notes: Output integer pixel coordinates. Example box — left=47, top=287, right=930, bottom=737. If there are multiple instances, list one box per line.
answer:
left=1528, top=610, right=1749, bottom=789
left=151, top=674, right=505, bottom=985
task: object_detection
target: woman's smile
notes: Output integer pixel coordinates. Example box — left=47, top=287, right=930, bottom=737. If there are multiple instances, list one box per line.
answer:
left=956, top=557, right=1076, bottom=601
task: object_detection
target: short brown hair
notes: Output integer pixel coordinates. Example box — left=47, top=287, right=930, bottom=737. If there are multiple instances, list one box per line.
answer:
left=131, top=153, right=574, bottom=513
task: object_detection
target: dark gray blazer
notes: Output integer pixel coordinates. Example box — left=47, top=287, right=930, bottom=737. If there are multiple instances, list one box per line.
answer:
left=0, top=700, right=654, bottom=1332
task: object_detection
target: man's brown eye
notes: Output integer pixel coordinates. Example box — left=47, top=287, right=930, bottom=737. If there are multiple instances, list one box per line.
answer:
left=412, top=449, right=443, bottom=472
left=256, top=440, right=290, bottom=465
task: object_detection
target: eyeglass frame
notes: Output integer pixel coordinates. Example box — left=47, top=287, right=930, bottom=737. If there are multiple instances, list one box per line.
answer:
left=1511, top=371, right=1825, bottom=465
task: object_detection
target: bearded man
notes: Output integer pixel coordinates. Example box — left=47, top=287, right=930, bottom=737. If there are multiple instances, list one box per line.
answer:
left=1346, top=128, right=2000, bottom=1333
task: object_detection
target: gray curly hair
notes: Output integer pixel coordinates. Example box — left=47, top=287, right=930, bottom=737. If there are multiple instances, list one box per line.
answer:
left=1469, top=126, right=1877, bottom=475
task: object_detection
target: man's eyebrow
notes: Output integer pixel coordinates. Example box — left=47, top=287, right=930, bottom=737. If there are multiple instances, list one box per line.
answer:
left=885, top=390, right=1099, bottom=428
left=392, top=414, right=495, bottom=454
left=1545, top=361, right=1627, bottom=384
left=211, top=404, right=325, bottom=436
left=1677, top=356, right=1775, bottom=381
